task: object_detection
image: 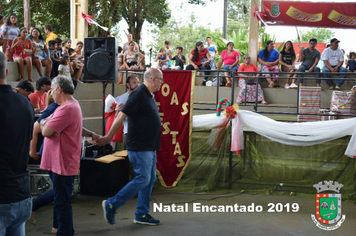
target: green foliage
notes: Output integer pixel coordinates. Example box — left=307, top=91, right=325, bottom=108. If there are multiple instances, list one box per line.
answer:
left=213, top=29, right=249, bottom=64
left=296, top=28, right=335, bottom=43
left=119, top=0, right=171, bottom=46
left=188, top=0, right=217, bottom=6
left=227, top=0, right=250, bottom=38
left=148, top=16, right=220, bottom=61
left=88, top=0, right=121, bottom=37
left=259, top=31, right=284, bottom=52
left=1, top=0, right=70, bottom=39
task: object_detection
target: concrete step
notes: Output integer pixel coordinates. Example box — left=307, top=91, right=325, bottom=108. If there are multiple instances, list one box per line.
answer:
left=7, top=61, right=47, bottom=82
left=78, top=99, right=102, bottom=117
left=83, top=116, right=103, bottom=135
left=74, top=82, right=126, bottom=100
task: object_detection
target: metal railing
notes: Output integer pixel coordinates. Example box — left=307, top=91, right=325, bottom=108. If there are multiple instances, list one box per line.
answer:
left=193, top=69, right=356, bottom=121
left=111, top=68, right=356, bottom=121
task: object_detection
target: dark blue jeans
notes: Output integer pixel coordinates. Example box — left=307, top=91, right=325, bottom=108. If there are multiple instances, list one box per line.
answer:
left=108, top=151, right=156, bottom=217
left=186, top=64, right=211, bottom=81
left=0, top=197, right=32, bottom=236
left=323, top=65, right=348, bottom=86
left=298, top=64, right=321, bottom=84
left=52, top=172, right=75, bottom=236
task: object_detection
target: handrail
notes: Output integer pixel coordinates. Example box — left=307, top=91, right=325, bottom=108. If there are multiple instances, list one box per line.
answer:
left=115, top=68, right=356, bottom=120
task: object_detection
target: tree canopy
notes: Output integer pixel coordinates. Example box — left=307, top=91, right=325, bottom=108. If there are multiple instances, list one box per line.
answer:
left=227, top=0, right=250, bottom=38
left=1, top=0, right=70, bottom=39
left=119, top=0, right=171, bottom=46
left=148, top=14, right=220, bottom=61
left=296, top=28, right=335, bottom=43
left=0, top=0, right=171, bottom=47
left=88, top=0, right=121, bottom=37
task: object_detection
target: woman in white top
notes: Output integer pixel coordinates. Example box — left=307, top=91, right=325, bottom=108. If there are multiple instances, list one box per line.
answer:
left=118, top=41, right=144, bottom=84
left=72, top=41, right=84, bottom=81
left=122, top=41, right=145, bottom=70
left=1, top=13, right=20, bottom=61
left=29, top=27, right=52, bottom=78
left=122, top=34, right=139, bottom=54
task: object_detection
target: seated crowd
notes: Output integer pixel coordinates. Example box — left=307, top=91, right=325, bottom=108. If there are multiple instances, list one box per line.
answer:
left=1, top=13, right=84, bottom=85
left=0, top=13, right=87, bottom=115
left=141, top=36, right=354, bottom=105
left=2, top=12, right=355, bottom=108
left=148, top=36, right=353, bottom=93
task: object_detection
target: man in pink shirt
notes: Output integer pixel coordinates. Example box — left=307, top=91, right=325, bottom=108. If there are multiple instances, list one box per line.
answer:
left=40, top=75, right=82, bottom=236
left=29, top=76, right=51, bottom=113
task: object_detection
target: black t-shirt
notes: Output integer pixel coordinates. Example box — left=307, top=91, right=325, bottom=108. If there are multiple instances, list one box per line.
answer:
left=0, top=85, right=34, bottom=204
left=280, top=50, right=294, bottom=65
left=172, top=55, right=186, bottom=68
left=121, top=84, right=161, bottom=151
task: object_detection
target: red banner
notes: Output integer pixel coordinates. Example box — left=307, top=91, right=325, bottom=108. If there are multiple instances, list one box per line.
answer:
left=262, top=1, right=356, bottom=29
left=154, top=71, right=195, bottom=187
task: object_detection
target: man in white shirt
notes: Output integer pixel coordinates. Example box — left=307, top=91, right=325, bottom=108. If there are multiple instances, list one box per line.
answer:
left=115, top=75, right=140, bottom=136
left=321, top=38, right=348, bottom=90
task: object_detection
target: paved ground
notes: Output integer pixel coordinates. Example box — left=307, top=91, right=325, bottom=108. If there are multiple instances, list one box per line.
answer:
left=25, top=189, right=355, bottom=236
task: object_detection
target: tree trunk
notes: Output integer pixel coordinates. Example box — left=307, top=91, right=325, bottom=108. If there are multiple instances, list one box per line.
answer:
left=24, top=0, right=31, bottom=29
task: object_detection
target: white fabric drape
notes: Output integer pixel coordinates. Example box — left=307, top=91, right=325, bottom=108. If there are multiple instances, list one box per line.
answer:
left=192, top=110, right=356, bottom=158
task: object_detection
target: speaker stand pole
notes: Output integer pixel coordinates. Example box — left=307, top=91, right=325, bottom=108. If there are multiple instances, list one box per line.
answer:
left=149, top=48, right=152, bottom=68
left=102, top=82, right=110, bottom=135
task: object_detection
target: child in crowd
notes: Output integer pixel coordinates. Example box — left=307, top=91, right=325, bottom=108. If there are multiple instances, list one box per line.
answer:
left=155, top=48, right=169, bottom=70
left=346, top=52, right=356, bottom=72
left=58, top=55, right=73, bottom=79
left=172, top=46, right=186, bottom=70
left=118, top=46, right=123, bottom=68
left=164, top=40, right=172, bottom=69
left=68, top=48, right=75, bottom=60
left=48, top=40, right=55, bottom=56
left=58, top=55, right=77, bottom=88
left=68, top=46, right=84, bottom=81
left=48, top=40, right=60, bottom=78
left=54, top=37, right=62, bottom=58
left=62, top=38, right=71, bottom=57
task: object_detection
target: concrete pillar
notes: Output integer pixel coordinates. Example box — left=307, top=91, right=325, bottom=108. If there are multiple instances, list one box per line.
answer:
left=70, top=0, right=88, bottom=46
left=248, top=0, right=260, bottom=65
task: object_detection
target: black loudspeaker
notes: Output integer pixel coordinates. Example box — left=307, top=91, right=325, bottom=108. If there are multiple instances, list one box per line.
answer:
left=80, top=156, right=129, bottom=197
left=83, top=37, right=118, bottom=82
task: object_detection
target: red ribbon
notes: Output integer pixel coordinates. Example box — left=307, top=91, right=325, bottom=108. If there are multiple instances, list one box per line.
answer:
left=81, top=11, right=93, bottom=25
left=252, top=5, right=266, bottom=21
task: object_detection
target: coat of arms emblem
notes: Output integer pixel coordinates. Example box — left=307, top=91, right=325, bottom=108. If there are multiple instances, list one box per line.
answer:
left=270, top=2, right=281, bottom=17
left=311, top=181, right=346, bottom=231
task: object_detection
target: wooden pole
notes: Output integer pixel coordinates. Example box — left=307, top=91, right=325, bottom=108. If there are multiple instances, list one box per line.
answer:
left=24, top=0, right=31, bottom=29
left=248, top=0, right=260, bottom=65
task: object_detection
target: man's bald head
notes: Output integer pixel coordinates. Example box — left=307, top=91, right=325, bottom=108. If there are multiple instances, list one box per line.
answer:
left=144, top=67, right=162, bottom=82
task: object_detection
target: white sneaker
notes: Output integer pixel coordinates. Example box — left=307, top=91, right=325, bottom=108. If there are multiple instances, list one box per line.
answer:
left=284, top=84, right=290, bottom=89
left=290, top=83, right=298, bottom=89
